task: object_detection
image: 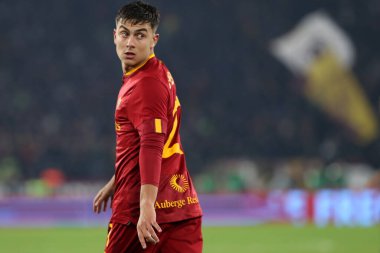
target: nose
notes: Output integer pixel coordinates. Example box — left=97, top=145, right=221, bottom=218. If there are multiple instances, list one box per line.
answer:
left=126, top=36, right=134, bottom=48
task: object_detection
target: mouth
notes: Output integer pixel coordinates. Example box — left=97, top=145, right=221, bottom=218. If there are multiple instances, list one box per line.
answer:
left=124, top=52, right=135, bottom=59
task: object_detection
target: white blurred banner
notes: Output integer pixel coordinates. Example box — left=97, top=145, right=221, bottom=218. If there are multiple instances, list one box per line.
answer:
left=271, top=11, right=379, bottom=144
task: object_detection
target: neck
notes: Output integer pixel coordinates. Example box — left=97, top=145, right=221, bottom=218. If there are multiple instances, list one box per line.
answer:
left=122, top=63, right=131, bottom=73
left=122, top=52, right=155, bottom=75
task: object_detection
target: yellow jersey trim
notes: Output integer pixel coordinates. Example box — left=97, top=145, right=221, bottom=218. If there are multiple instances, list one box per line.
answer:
left=155, top=118, right=162, bottom=133
left=124, top=53, right=155, bottom=76
left=106, top=223, right=113, bottom=248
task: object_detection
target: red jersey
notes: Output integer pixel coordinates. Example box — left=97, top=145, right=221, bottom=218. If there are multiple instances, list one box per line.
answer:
left=111, top=55, right=202, bottom=225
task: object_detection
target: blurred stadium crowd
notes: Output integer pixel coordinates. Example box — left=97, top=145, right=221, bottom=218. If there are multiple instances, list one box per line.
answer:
left=1, top=0, right=380, bottom=195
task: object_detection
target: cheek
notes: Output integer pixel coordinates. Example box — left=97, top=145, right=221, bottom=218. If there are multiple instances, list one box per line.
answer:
left=115, top=41, right=124, bottom=52
left=150, top=39, right=156, bottom=48
left=147, top=41, right=155, bottom=50
left=136, top=42, right=150, bottom=52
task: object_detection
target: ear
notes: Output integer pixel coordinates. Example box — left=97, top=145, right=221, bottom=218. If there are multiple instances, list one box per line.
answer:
left=113, top=29, right=117, bottom=44
left=151, top=33, right=160, bottom=49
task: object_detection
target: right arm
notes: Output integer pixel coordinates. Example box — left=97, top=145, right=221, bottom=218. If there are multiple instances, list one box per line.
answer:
left=93, top=175, right=115, bottom=213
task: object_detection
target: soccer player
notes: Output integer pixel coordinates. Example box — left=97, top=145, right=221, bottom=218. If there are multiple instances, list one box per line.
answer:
left=92, top=1, right=203, bottom=252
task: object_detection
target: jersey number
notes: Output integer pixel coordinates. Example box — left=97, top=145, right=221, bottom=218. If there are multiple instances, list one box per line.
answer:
left=162, top=96, right=183, bottom=158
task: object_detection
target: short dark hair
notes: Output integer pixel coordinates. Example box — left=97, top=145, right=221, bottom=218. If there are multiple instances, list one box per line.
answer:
left=115, top=1, right=160, bottom=32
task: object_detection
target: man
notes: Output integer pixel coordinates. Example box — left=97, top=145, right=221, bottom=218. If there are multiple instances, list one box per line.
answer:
left=92, top=1, right=203, bottom=252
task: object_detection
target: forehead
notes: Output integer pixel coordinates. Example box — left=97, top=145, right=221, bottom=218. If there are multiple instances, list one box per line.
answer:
left=116, top=19, right=153, bottom=32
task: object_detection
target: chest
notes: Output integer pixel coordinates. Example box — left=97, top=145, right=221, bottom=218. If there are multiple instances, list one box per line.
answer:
left=115, top=79, right=136, bottom=116
left=114, top=80, right=138, bottom=134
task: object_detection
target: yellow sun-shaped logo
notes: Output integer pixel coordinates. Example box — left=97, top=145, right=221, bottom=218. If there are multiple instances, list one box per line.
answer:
left=169, top=174, right=189, bottom=193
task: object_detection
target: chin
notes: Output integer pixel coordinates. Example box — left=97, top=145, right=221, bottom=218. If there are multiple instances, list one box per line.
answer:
left=123, top=60, right=137, bottom=67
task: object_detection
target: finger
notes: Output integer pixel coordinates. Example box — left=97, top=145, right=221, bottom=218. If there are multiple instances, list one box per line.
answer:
left=93, top=191, right=101, bottom=204
left=103, top=198, right=108, bottom=212
left=94, top=199, right=101, bottom=213
left=137, top=228, right=147, bottom=249
left=150, top=232, right=159, bottom=244
left=94, top=203, right=100, bottom=213
left=147, top=227, right=159, bottom=243
left=92, top=198, right=98, bottom=213
left=152, top=222, right=162, bottom=233
left=93, top=200, right=99, bottom=213
left=93, top=192, right=102, bottom=213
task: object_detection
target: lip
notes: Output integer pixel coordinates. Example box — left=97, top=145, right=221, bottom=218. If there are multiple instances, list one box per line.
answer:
left=124, top=52, right=135, bottom=59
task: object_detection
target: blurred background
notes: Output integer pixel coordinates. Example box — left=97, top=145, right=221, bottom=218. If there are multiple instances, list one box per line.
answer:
left=0, top=0, right=380, bottom=248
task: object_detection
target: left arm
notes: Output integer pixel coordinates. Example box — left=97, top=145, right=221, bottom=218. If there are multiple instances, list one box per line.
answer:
left=136, top=131, right=165, bottom=249
left=129, top=78, right=169, bottom=249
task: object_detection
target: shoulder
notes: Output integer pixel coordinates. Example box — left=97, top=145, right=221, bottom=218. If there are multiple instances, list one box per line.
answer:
left=130, top=75, right=170, bottom=104
left=140, top=59, right=173, bottom=92
left=137, top=76, right=169, bottom=93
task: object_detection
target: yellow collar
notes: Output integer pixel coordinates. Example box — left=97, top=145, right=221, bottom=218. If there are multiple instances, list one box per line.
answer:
left=124, top=53, right=155, bottom=76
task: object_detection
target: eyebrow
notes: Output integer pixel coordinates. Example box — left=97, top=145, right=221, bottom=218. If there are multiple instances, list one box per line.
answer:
left=119, top=25, right=148, bottom=33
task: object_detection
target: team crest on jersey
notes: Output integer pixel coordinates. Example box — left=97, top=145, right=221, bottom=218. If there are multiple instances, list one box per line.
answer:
left=166, top=71, right=174, bottom=89
left=169, top=174, right=189, bottom=193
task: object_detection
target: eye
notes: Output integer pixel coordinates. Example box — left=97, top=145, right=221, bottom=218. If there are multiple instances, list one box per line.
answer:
left=136, top=33, right=146, bottom=39
left=120, top=31, right=128, bottom=38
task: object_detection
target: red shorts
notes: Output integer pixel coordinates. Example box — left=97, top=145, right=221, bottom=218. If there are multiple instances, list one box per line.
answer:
left=104, top=217, right=203, bottom=253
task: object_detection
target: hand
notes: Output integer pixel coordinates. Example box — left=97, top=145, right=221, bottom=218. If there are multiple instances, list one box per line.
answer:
left=93, top=176, right=115, bottom=213
left=137, top=202, right=162, bottom=249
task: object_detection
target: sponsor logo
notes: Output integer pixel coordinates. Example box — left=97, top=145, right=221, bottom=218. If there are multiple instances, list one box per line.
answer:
left=169, top=174, right=189, bottom=193
left=155, top=197, right=199, bottom=209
